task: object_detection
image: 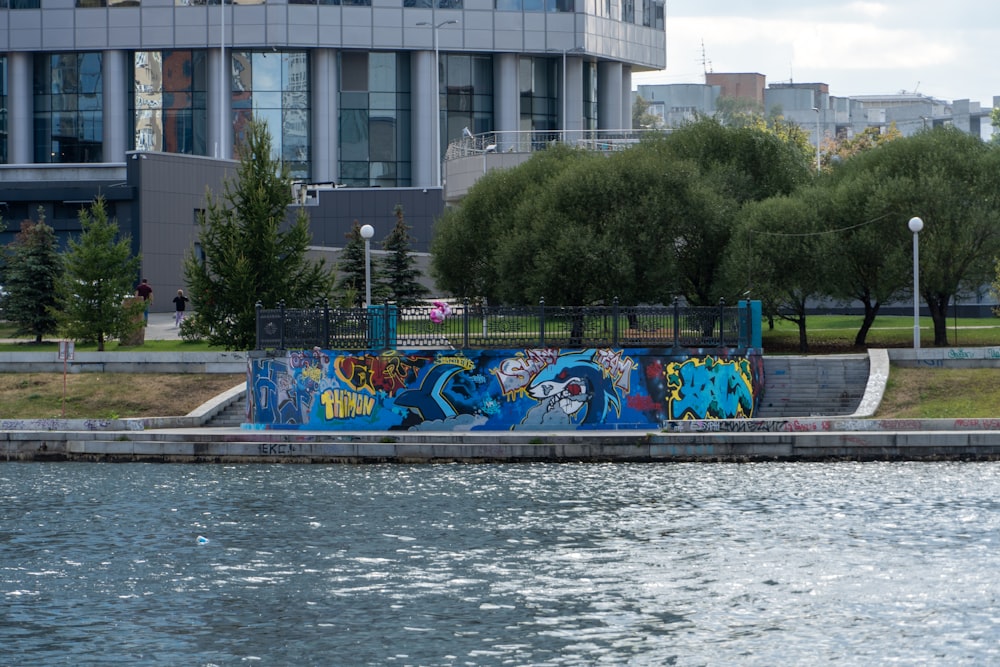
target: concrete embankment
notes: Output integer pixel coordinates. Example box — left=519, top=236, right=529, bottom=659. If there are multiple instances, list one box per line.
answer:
left=5, top=418, right=1000, bottom=463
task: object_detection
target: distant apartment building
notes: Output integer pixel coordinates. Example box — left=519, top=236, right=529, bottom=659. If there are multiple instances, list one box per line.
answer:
left=635, top=75, right=994, bottom=148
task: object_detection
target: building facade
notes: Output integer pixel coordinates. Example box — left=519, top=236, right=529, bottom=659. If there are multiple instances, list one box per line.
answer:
left=635, top=77, right=994, bottom=149
left=0, top=0, right=665, bottom=308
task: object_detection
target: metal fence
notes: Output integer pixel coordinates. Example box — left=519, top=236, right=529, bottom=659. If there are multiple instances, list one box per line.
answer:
left=256, top=299, right=755, bottom=351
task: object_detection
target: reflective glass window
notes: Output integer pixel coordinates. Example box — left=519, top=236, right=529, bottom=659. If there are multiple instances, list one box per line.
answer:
left=231, top=51, right=310, bottom=179
left=517, top=56, right=556, bottom=133
left=0, top=56, right=6, bottom=164
left=337, top=51, right=412, bottom=187
left=440, top=53, right=493, bottom=143
left=33, top=53, right=104, bottom=163
left=133, top=50, right=208, bottom=155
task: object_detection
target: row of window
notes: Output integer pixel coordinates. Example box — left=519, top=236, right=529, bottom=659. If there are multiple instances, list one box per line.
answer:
left=0, top=0, right=663, bottom=13
left=2, top=50, right=599, bottom=185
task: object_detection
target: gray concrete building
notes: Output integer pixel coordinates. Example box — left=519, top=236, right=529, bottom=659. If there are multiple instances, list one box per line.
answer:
left=0, top=0, right=665, bottom=309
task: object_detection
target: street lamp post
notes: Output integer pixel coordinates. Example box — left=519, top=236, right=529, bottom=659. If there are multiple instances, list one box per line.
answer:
left=811, top=106, right=821, bottom=172
left=360, top=224, right=375, bottom=308
left=417, top=19, right=459, bottom=188
left=908, top=216, right=924, bottom=349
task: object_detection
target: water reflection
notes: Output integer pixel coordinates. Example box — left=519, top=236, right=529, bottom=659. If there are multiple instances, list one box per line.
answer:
left=3, top=462, right=1000, bottom=665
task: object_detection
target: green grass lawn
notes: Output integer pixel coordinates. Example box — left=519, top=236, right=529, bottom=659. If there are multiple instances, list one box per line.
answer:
left=762, top=314, right=1000, bottom=352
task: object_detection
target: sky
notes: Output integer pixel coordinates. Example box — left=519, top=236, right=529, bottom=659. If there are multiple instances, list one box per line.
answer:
left=632, top=1, right=1000, bottom=106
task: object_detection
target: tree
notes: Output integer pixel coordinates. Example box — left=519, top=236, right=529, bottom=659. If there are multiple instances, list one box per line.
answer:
left=838, top=128, right=1000, bottom=346
left=184, top=118, right=335, bottom=349
left=55, top=197, right=143, bottom=351
left=431, top=143, right=589, bottom=302
left=379, top=205, right=429, bottom=306
left=727, top=190, right=832, bottom=352
left=822, top=124, right=902, bottom=169
left=336, top=220, right=371, bottom=307
left=4, top=208, right=62, bottom=342
left=632, top=95, right=661, bottom=129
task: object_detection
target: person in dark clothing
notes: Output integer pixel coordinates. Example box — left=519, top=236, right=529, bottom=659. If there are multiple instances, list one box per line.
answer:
left=136, top=278, right=153, bottom=323
left=173, top=289, right=189, bottom=327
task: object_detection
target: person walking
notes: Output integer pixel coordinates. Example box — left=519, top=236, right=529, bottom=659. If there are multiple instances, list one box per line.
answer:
left=173, top=289, right=190, bottom=327
left=136, top=278, right=153, bottom=324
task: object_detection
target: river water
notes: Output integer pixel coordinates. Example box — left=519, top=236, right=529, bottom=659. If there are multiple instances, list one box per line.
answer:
left=3, top=462, right=1000, bottom=666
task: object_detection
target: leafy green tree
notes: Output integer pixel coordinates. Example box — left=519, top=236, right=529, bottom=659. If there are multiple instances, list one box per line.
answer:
left=632, top=95, right=661, bottom=129
left=379, top=205, right=429, bottom=306
left=431, top=143, right=589, bottom=302
left=4, top=208, right=62, bottom=342
left=817, top=161, right=918, bottom=346
left=56, top=197, right=143, bottom=351
left=184, top=118, right=335, bottom=349
left=728, top=190, right=832, bottom=352
left=336, top=220, right=371, bottom=306
left=839, top=127, right=1000, bottom=346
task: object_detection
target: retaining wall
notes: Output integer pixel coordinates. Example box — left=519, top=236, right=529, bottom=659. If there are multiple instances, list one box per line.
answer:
left=247, top=347, right=764, bottom=431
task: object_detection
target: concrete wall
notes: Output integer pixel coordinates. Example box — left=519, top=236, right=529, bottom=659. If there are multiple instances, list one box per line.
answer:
left=247, top=347, right=764, bottom=431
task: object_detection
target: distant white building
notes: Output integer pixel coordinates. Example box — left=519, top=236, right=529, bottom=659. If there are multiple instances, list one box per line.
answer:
left=634, top=75, right=994, bottom=147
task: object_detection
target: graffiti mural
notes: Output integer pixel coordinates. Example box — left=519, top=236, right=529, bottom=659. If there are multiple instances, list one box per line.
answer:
left=248, top=348, right=764, bottom=431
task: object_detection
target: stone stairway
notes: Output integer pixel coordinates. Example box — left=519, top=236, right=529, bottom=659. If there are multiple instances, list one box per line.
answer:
left=756, top=354, right=871, bottom=418
left=205, top=395, right=247, bottom=427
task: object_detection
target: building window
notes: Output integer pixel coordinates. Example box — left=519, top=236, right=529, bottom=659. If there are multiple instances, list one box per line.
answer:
left=495, top=0, right=571, bottom=10
left=338, top=51, right=412, bottom=188
left=622, top=0, right=633, bottom=23
left=0, top=56, right=6, bottom=164
left=443, top=54, right=494, bottom=144
left=232, top=51, right=310, bottom=180
left=0, top=0, right=41, bottom=7
left=519, top=57, right=557, bottom=134
left=404, top=0, right=463, bottom=6
left=133, top=51, right=208, bottom=155
left=33, top=53, right=104, bottom=164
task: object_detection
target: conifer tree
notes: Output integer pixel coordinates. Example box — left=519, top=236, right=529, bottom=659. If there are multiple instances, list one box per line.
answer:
left=379, top=204, right=429, bottom=306
left=184, top=118, right=335, bottom=349
left=56, top=197, right=143, bottom=351
left=4, top=207, right=62, bottom=342
left=336, top=220, right=370, bottom=306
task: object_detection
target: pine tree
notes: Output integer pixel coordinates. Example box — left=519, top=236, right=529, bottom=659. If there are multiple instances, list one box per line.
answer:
left=56, top=197, right=143, bottom=351
left=183, top=118, right=335, bottom=349
left=378, top=204, right=429, bottom=306
left=4, top=208, right=62, bottom=343
left=336, top=220, right=370, bottom=307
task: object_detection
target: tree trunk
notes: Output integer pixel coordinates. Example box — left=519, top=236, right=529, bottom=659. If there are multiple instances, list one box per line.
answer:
left=853, top=300, right=880, bottom=347
left=797, top=318, right=809, bottom=353
left=927, top=293, right=951, bottom=347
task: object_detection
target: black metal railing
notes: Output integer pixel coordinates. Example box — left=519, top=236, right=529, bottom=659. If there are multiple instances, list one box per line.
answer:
left=256, top=298, right=755, bottom=351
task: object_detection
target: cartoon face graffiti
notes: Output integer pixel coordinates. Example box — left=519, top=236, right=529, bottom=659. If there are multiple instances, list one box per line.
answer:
left=528, top=368, right=594, bottom=418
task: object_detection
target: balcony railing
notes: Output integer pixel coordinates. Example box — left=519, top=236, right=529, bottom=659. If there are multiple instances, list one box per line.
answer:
left=255, top=298, right=757, bottom=351
left=444, top=128, right=668, bottom=160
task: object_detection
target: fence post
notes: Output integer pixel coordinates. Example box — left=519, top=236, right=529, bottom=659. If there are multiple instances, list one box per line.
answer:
left=383, top=300, right=390, bottom=350
left=255, top=301, right=263, bottom=350
left=718, top=297, right=726, bottom=347
left=673, top=297, right=680, bottom=349
left=323, top=298, right=330, bottom=348
left=539, top=297, right=546, bottom=347
left=463, top=298, right=470, bottom=348
left=612, top=297, right=619, bottom=347
left=279, top=300, right=286, bottom=351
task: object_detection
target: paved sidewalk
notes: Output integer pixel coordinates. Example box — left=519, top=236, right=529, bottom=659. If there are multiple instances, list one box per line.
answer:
left=145, top=311, right=185, bottom=341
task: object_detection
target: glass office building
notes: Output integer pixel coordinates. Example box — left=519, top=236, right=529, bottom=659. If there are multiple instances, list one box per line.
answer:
left=0, top=0, right=664, bottom=186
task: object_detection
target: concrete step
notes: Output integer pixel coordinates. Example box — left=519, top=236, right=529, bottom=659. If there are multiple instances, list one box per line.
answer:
left=206, top=397, right=247, bottom=427
left=757, top=354, right=870, bottom=418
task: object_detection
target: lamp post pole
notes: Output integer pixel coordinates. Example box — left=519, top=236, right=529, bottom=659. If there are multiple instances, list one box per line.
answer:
left=218, top=0, right=225, bottom=158
left=908, top=216, right=924, bottom=349
left=361, top=224, right=375, bottom=308
left=417, top=19, right=458, bottom=188
left=811, top=106, right=821, bottom=172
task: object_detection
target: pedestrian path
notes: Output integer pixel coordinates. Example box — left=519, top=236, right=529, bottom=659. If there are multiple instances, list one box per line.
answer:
left=144, top=311, right=185, bottom=341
